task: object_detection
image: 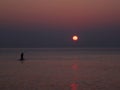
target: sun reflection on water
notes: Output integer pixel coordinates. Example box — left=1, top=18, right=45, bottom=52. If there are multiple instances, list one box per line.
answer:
left=70, top=83, right=78, bottom=90
left=70, top=63, right=79, bottom=90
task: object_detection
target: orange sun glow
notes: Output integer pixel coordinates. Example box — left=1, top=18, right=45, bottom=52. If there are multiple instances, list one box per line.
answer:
left=72, top=35, right=78, bottom=41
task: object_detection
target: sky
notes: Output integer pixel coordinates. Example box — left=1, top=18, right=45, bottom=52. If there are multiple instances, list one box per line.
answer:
left=0, top=0, right=120, bottom=48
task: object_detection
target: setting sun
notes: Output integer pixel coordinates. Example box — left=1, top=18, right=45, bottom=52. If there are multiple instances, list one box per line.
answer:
left=72, top=35, right=78, bottom=41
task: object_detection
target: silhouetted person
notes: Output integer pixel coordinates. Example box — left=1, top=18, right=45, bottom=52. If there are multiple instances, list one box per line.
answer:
left=20, top=52, right=24, bottom=63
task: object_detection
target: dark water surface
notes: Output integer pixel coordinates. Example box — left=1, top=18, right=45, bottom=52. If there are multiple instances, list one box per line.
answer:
left=0, top=48, right=120, bottom=61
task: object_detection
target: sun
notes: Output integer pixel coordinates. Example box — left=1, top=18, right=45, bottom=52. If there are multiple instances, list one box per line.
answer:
left=72, top=35, right=78, bottom=41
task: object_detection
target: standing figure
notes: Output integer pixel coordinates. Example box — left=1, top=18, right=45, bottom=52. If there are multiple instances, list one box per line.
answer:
left=20, top=52, right=24, bottom=63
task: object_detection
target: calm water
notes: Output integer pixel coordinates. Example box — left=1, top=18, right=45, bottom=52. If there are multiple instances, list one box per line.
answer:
left=0, top=48, right=120, bottom=90
left=0, top=48, right=120, bottom=61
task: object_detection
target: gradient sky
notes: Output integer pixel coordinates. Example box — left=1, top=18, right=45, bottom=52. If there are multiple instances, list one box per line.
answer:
left=0, top=0, right=120, bottom=48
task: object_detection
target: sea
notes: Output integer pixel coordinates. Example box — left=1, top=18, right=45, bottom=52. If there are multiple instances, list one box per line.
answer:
left=0, top=48, right=120, bottom=90
left=0, top=48, right=120, bottom=61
